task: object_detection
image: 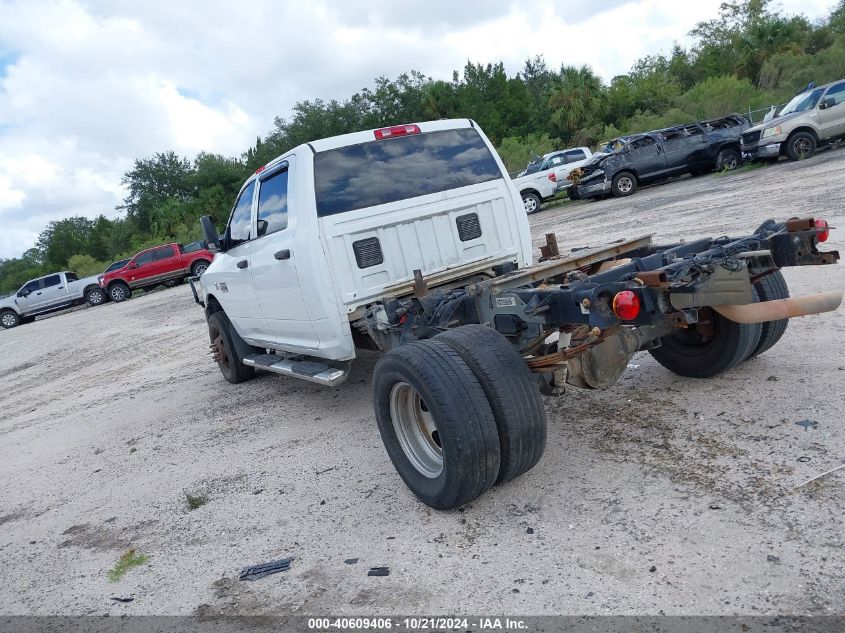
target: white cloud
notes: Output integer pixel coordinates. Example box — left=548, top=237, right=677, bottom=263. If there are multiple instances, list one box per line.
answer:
left=0, top=0, right=837, bottom=259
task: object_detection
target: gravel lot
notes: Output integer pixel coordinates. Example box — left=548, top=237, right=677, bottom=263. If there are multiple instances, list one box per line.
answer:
left=1, top=150, right=844, bottom=616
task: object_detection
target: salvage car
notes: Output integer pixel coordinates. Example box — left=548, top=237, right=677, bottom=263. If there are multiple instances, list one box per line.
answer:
left=511, top=147, right=592, bottom=213
left=741, top=78, right=845, bottom=161
left=190, top=118, right=840, bottom=510
left=100, top=242, right=213, bottom=302
left=569, top=114, right=749, bottom=199
left=0, top=271, right=105, bottom=328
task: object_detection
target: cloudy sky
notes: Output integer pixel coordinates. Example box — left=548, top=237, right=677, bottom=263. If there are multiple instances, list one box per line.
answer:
left=0, top=0, right=836, bottom=259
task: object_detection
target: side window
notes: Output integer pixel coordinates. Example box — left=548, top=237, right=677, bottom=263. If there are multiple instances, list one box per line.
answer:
left=43, top=274, right=62, bottom=288
left=135, top=251, right=155, bottom=266
left=565, top=149, right=587, bottom=163
left=227, top=181, right=256, bottom=248
left=65, top=272, right=79, bottom=282
left=23, top=280, right=41, bottom=293
left=824, top=82, right=845, bottom=105
left=549, top=155, right=563, bottom=166
left=257, top=169, right=289, bottom=238
left=630, top=137, right=656, bottom=150
left=152, top=246, right=174, bottom=261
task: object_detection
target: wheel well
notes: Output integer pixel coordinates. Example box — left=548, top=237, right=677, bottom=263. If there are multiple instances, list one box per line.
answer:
left=612, top=169, right=638, bottom=181
left=83, top=283, right=100, bottom=294
left=716, top=142, right=741, bottom=154
left=520, top=188, right=541, bottom=199
left=107, top=279, right=128, bottom=290
left=788, top=126, right=819, bottom=141
left=205, top=293, right=223, bottom=319
left=192, top=259, right=211, bottom=269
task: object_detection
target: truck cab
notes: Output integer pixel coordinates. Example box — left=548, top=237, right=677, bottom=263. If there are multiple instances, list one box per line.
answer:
left=200, top=119, right=532, bottom=360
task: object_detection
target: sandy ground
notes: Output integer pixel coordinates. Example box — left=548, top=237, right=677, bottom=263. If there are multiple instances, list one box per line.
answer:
left=1, top=150, right=844, bottom=617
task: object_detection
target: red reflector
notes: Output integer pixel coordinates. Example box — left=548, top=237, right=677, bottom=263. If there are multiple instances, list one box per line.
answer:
left=548, top=172, right=557, bottom=182
left=612, top=291, right=641, bottom=321
left=814, top=218, right=829, bottom=242
left=255, top=165, right=266, bottom=174
left=374, top=124, right=421, bottom=140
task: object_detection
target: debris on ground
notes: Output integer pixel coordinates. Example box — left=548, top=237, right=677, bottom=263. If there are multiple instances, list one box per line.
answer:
left=797, top=456, right=812, bottom=463
left=344, top=558, right=359, bottom=565
left=526, top=527, right=535, bottom=534
left=767, top=375, right=779, bottom=381
left=767, top=555, right=781, bottom=564
left=794, top=463, right=845, bottom=490
left=795, top=420, right=819, bottom=431
left=238, top=557, right=293, bottom=581
left=110, top=596, right=134, bottom=603
left=368, top=567, right=390, bottom=577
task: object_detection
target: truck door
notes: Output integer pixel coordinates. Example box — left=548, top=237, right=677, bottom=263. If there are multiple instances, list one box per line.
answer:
left=249, top=162, right=319, bottom=350
left=661, top=127, right=707, bottom=171
left=35, top=274, right=68, bottom=310
left=818, top=81, right=845, bottom=139
left=15, top=279, right=43, bottom=313
left=207, top=180, right=266, bottom=341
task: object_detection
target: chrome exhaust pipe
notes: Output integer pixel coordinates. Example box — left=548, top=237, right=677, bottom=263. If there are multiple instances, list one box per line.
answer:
left=713, top=290, right=843, bottom=324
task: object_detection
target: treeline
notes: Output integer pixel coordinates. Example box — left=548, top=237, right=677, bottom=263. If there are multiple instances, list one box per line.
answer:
left=1, top=0, right=844, bottom=294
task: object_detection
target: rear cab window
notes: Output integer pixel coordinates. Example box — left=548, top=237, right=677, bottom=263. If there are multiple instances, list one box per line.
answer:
left=313, top=127, right=502, bottom=217
left=43, top=274, right=62, bottom=288
left=152, top=246, right=175, bottom=260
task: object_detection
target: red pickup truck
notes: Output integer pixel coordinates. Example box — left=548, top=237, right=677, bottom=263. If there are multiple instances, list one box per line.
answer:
left=100, top=242, right=213, bottom=302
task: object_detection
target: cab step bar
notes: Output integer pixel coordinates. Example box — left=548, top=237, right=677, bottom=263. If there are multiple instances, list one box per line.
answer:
left=242, top=353, right=349, bottom=386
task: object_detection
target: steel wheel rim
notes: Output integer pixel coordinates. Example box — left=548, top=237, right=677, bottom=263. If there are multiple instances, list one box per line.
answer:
left=111, top=287, right=125, bottom=301
left=523, top=197, right=537, bottom=213
left=195, top=264, right=208, bottom=276
left=618, top=177, right=633, bottom=192
left=2, top=313, right=15, bottom=327
left=211, top=329, right=231, bottom=371
left=389, top=382, right=443, bottom=478
left=793, top=138, right=811, bottom=156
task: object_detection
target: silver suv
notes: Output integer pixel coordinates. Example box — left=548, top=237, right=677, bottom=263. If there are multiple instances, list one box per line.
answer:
left=741, top=78, right=845, bottom=161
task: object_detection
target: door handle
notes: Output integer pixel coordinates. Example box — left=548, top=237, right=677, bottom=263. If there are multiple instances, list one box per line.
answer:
left=58, top=286, right=64, bottom=289
left=237, top=260, right=249, bottom=269
left=36, top=292, right=42, bottom=295
left=274, top=249, right=291, bottom=260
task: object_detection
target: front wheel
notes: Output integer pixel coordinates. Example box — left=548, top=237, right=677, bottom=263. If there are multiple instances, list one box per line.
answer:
left=521, top=192, right=541, bottom=214
left=207, top=311, right=255, bottom=384
left=715, top=148, right=741, bottom=171
left=192, top=260, right=210, bottom=277
left=786, top=132, right=816, bottom=161
left=162, top=278, right=182, bottom=288
left=86, top=287, right=106, bottom=306
left=108, top=283, right=131, bottom=303
left=611, top=171, right=637, bottom=197
left=1, top=310, right=20, bottom=329
left=373, top=339, right=501, bottom=510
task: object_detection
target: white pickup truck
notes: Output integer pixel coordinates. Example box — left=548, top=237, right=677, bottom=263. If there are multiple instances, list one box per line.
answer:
left=0, top=271, right=105, bottom=328
left=511, top=146, right=592, bottom=213
left=191, top=119, right=840, bottom=510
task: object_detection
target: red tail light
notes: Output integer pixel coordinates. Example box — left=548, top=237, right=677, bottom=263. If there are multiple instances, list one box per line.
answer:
left=814, top=218, right=829, bottom=242
left=374, top=124, right=421, bottom=140
left=548, top=173, right=557, bottom=182
left=612, top=291, right=641, bottom=321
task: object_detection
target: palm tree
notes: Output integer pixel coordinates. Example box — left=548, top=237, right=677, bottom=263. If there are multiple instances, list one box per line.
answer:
left=548, top=66, right=606, bottom=141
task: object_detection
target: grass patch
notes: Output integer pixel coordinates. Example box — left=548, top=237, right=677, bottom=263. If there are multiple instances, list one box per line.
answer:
left=107, top=549, right=149, bottom=583
left=716, top=162, right=767, bottom=177
left=185, top=491, right=209, bottom=511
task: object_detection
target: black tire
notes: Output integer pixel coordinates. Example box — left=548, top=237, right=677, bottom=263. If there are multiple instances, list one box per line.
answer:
left=746, top=270, right=789, bottom=360
left=649, top=302, right=762, bottom=378
left=1, top=310, right=20, bottom=329
left=207, top=311, right=255, bottom=384
left=567, top=187, right=581, bottom=201
left=611, top=171, right=637, bottom=197
left=373, top=339, right=501, bottom=510
left=85, top=287, right=106, bottom=306
left=109, top=282, right=131, bottom=303
left=436, top=325, right=546, bottom=484
left=785, top=131, right=816, bottom=161
left=521, top=192, right=541, bottom=214
left=715, top=147, right=741, bottom=171
left=192, top=260, right=211, bottom=277
left=162, top=278, right=182, bottom=288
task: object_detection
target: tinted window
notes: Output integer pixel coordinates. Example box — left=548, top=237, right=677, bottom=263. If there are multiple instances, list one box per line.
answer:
left=22, top=280, right=40, bottom=293
left=824, top=82, right=845, bottom=105
left=565, top=149, right=586, bottom=163
left=630, top=137, right=657, bottom=150
left=181, top=241, right=203, bottom=253
left=257, top=169, right=289, bottom=237
left=43, top=274, right=61, bottom=288
left=314, top=128, right=502, bottom=217
left=106, top=259, right=129, bottom=272
left=65, top=272, right=79, bottom=282
left=135, top=251, right=155, bottom=266
left=227, top=181, right=255, bottom=246
left=152, top=246, right=175, bottom=261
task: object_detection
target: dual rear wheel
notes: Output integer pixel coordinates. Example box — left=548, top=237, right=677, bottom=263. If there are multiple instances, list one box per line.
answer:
left=373, top=326, right=547, bottom=510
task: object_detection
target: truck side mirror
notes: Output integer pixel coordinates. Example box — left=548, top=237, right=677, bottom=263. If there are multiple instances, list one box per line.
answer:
left=819, top=97, right=835, bottom=110
left=128, top=262, right=139, bottom=269
left=17, top=289, right=29, bottom=298
left=257, top=219, right=268, bottom=237
left=201, top=215, right=223, bottom=253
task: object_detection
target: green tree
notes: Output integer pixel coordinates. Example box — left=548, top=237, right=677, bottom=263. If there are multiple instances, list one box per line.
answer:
left=35, top=217, right=95, bottom=270
left=120, top=151, right=195, bottom=233
left=549, top=65, right=606, bottom=143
